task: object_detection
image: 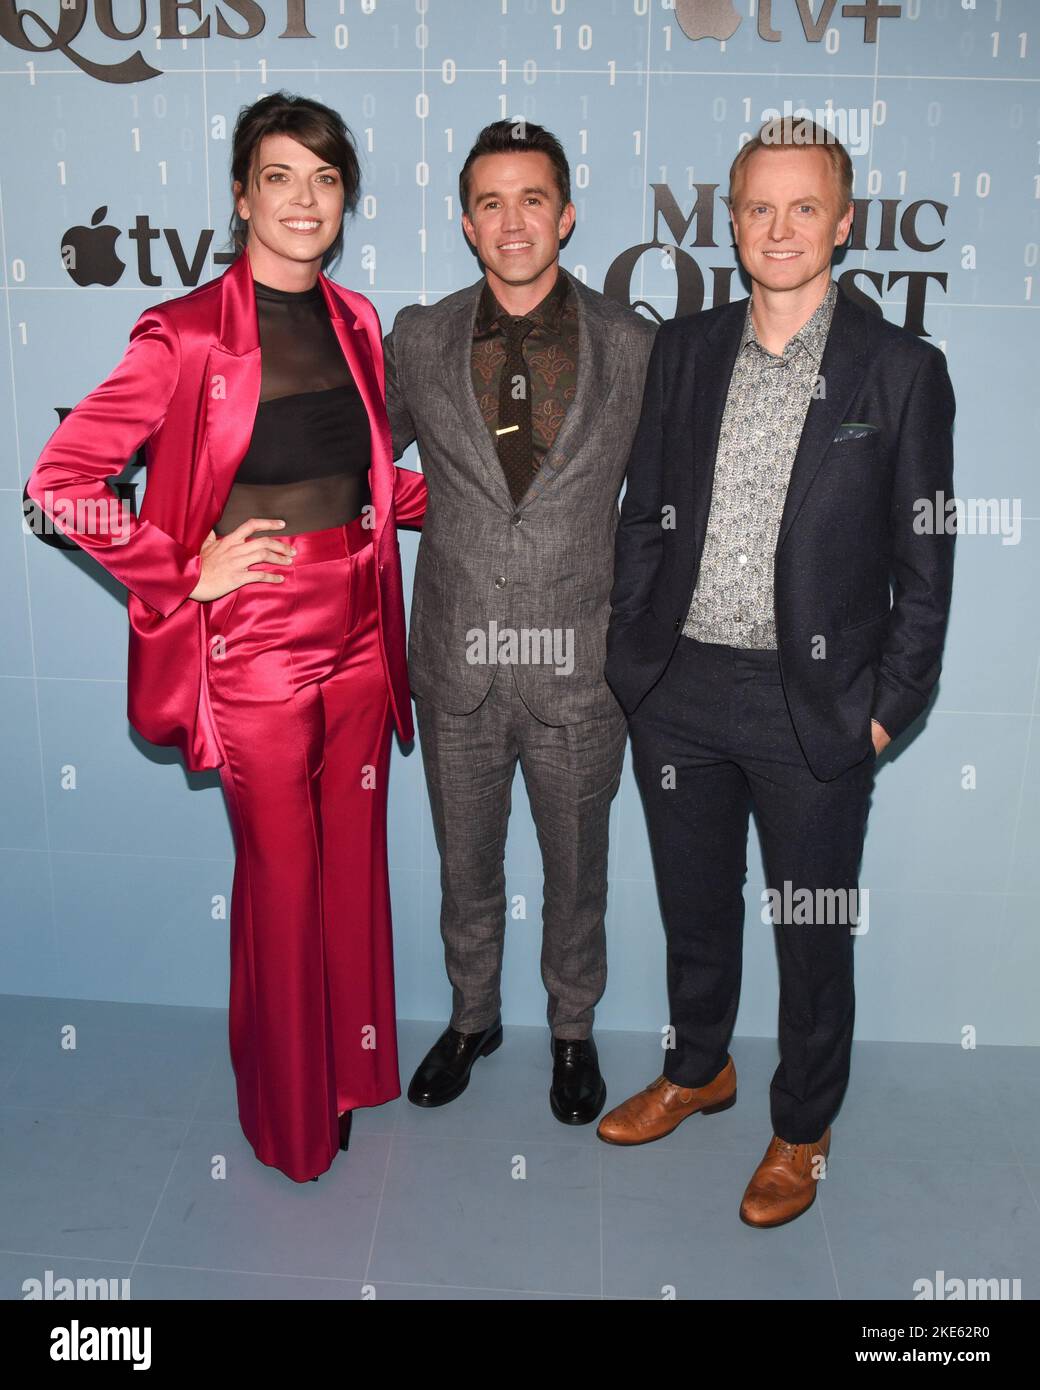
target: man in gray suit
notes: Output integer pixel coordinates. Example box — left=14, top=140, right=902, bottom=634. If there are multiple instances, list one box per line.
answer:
left=383, top=120, right=656, bottom=1123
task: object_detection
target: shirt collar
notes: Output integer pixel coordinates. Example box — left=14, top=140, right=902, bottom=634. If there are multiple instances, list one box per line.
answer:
left=474, top=268, right=571, bottom=338
left=740, top=278, right=837, bottom=365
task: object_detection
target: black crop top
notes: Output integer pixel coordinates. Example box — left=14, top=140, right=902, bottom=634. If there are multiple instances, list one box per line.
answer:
left=213, top=277, right=372, bottom=540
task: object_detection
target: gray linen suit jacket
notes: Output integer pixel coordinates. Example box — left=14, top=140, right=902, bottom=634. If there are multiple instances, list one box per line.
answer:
left=383, top=266, right=657, bottom=724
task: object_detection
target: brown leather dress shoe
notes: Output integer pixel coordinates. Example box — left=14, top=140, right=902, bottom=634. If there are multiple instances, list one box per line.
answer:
left=596, top=1057, right=736, bottom=1145
left=739, top=1127, right=832, bottom=1228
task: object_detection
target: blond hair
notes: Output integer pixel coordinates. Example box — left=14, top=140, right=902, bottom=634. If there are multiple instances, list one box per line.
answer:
left=729, top=117, right=853, bottom=211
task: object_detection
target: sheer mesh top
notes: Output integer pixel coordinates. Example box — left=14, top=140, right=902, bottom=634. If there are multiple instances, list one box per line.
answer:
left=213, top=277, right=372, bottom=540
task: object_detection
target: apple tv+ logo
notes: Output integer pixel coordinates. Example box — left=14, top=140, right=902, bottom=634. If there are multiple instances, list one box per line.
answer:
left=675, top=0, right=741, bottom=42
left=675, top=0, right=901, bottom=44
left=60, top=207, right=231, bottom=288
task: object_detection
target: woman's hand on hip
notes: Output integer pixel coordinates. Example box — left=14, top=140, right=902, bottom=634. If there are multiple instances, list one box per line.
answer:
left=188, top=519, right=296, bottom=601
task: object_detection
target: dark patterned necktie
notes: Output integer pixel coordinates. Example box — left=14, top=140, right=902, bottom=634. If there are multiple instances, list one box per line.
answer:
left=496, top=315, right=535, bottom=505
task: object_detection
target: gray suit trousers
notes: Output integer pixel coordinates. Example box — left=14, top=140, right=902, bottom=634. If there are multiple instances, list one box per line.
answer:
left=414, top=665, right=628, bottom=1037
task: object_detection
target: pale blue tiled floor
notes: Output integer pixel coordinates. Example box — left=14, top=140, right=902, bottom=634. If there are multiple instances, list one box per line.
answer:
left=1, top=994, right=1037, bottom=1301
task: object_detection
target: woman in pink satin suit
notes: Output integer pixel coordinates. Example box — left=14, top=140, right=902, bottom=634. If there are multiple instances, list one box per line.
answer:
left=25, top=93, right=426, bottom=1183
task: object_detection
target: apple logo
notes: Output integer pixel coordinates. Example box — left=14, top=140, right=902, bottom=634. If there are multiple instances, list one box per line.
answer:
left=675, top=0, right=741, bottom=42
left=61, top=206, right=125, bottom=287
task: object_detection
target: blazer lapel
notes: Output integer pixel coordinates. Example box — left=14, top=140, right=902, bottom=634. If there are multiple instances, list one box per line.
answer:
left=201, top=252, right=262, bottom=515
left=520, top=269, right=620, bottom=507
left=201, top=254, right=392, bottom=545
left=318, top=275, right=393, bottom=547
left=776, top=289, right=868, bottom=548
left=447, top=280, right=515, bottom=504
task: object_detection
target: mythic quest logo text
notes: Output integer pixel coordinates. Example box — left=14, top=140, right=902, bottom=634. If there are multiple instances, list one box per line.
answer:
left=0, top=0, right=313, bottom=83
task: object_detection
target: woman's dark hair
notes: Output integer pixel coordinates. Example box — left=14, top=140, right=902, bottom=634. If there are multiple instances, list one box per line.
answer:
left=227, top=91, right=361, bottom=273
left=459, top=119, right=571, bottom=217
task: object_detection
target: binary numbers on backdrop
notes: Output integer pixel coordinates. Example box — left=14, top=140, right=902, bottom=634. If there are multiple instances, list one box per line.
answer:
left=4, top=0, right=1036, bottom=1032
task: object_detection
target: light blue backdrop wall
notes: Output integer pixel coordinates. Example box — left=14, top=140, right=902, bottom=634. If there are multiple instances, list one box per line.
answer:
left=1, top=0, right=1037, bottom=1046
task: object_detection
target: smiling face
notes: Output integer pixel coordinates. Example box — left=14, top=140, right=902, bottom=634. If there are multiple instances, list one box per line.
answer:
left=730, top=144, right=853, bottom=301
left=461, top=150, right=575, bottom=301
left=234, top=131, right=345, bottom=286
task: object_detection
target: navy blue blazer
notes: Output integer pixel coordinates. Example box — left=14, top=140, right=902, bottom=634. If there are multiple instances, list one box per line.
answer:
left=605, top=284, right=956, bottom=781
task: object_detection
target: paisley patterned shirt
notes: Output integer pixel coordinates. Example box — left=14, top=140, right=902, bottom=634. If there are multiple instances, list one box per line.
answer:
left=683, top=279, right=837, bottom=649
left=471, top=269, right=579, bottom=470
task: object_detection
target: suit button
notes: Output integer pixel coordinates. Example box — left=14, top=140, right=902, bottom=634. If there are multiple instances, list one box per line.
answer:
left=511, top=514, right=522, bottom=525
left=494, top=575, right=507, bottom=589
left=674, top=619, right=680, bottom=630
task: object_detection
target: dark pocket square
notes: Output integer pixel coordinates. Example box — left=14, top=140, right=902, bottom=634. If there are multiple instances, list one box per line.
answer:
left=832, top=422, right=879, bottom=442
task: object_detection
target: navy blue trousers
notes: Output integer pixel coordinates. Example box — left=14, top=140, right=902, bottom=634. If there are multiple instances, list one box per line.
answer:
left=628, top=635, right=876, bottom=1142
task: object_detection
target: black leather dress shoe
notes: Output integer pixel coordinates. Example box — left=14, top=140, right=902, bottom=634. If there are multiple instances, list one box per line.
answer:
left=407, top=1018, right=503, bottom=1107
left=550, top=1034, right=606, bottom=1125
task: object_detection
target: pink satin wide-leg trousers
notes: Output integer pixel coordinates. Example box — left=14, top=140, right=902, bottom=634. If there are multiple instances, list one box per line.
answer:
left=203, top=515, right=400, bottom=1183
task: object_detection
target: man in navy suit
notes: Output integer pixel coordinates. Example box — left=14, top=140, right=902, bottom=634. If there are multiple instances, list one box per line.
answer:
left=598, top=118, right=956, bottom=1227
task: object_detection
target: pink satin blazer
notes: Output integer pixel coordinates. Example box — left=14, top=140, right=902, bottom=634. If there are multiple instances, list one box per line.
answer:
left=25, top=250, right=427, bottom=770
